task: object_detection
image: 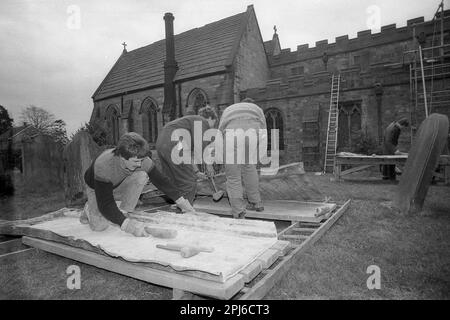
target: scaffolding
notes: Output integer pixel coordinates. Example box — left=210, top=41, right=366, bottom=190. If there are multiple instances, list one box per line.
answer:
left=405, top=1, right=450, bottom=132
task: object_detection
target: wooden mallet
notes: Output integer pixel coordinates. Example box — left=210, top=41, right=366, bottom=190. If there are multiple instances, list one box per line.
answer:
left=156, top=243, right=214, bottom=258
left=209, top=175, right=224, bottom=202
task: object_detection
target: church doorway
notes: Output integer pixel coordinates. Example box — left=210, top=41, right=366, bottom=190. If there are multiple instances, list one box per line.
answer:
left=337, top=101, right=362, bottom=152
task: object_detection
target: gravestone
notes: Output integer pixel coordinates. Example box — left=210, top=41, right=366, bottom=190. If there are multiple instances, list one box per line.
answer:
left=394, top=113, right=449, bottom=214
left=63, top=131, right=103, bottom=206
left=22, top=134, right=64, bottom=191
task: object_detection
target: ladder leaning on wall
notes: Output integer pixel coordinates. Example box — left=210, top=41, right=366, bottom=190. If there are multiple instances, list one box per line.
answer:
left=323, top=73, right=341, bottom=174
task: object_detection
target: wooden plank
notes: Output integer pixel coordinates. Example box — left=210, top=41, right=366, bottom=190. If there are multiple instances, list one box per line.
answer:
left=256, top=248, right=281, bottom=269
left=239, top=199, right=351, bottom=300
left=240, top=287, right=250, bottom=294
left=280, top=234, right=308, bottom=240
left=0, top=248, right=35, bottom=259
left=23, top=236, right=245, bottom=300
left=238, top=260, right=263, bottom=283
left=335, top=156, right=407, bottom=169
left=5, top=209, right=279, bottom=284
left=277, top=222, right=299, bottom=237
left=340, top=165, right=374, bottom=176
left=299, top=221, right=322, bottom=228
left=0, top=238, right=27, bottom=255
left=292, top=228, right=316, bottom=233
left=194, top=198, right=336, bottom=223
left=238, top=240, right=290, bottom=283
left=270, top=241, right=291, bottom=255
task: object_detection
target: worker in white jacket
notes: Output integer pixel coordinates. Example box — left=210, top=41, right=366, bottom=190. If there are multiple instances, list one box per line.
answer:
left=218, top=98, right=267, bottom=219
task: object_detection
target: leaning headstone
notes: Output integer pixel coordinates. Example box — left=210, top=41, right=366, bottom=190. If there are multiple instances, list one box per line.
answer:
left=63, top=131, right=103, bottom=206
left=394, top=113, right=449, bottom=214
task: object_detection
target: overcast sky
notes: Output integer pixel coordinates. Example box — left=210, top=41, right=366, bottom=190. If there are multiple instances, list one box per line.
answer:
left=0, top=0, right=445, bottom=135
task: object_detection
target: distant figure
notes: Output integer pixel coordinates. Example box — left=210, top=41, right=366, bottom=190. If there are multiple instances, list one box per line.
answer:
left=382, top=118, right=409, bottom=180
left=219, top=98, right=267, bottom=219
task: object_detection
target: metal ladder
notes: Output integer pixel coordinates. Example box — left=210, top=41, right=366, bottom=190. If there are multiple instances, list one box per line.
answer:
left=323, top=74, right=341, bottom=173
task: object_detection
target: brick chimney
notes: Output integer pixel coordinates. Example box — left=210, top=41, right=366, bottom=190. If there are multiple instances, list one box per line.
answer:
left=163, top=12, right=178, bottom=122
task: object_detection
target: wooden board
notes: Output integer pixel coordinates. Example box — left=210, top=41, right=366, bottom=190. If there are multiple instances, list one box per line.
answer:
left=194, top=197, right=336, bottom=223
left=0, top=238, right=27, bottom=255
left=238, top=199, right=351, bottom=300
left=196, top=162, right=324, bottom=201
left=22, top=236, right=244, bottom=300
left=0, top=208, right=279, bottom=284
left=394, top=114, right=449, bottom=214
left=21, top=236, right=287, bottom=300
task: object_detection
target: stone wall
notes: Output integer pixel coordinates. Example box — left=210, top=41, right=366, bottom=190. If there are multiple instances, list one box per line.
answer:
left=242, top=12, right=450, bottom=170
left=233, top=7, right=270, bottom=102
left=91, top=73, right=232, bottom=146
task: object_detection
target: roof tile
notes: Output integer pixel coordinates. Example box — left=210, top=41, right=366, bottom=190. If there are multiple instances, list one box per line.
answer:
left=94, top=10, right=248, bottom=100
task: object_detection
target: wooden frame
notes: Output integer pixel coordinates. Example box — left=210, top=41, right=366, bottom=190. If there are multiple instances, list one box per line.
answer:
left=335, top=154, right=449, bottom=184
left=237, top=199, right=351, bottom=300
left=194, top=198, right=337, bottom=223
left=2, top=199, right=351, bottom=300
left=334, top=155, right=408, bottom=180
left=22, top=236, right=288, bottom=300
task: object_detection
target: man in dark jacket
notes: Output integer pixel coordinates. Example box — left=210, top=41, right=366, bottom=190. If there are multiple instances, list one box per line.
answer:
left=156, top=106, right=217, bottom=206
left=82, top=132, right=194, bottom=236
left=382, top=118, right=409, bottom=180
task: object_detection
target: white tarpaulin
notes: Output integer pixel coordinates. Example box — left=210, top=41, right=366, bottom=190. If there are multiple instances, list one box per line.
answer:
left=29, top=210, right=278, bottom=282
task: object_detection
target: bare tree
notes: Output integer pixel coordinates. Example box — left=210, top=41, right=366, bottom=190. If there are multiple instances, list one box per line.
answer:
left=20, top=105, right=68, bottom=145
left=20, top=105, right=55, bottom=131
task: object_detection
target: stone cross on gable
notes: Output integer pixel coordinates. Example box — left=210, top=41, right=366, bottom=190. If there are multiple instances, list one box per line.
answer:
left=122, top=42, right=127, bottom=52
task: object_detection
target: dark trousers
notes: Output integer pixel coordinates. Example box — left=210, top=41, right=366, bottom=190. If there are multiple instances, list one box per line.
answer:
left=382, top=142, right=397, bottom=180
left=156, top=141, right=197, bottom=205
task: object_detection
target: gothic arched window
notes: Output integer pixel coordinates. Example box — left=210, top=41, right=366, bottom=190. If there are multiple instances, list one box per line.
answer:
left=337, top=101, right=362, bottom=151
left=264, top=108, right=284, bottom=151
left=186, top=88, right=208, bottom=115
left=105, top=104, right=120, bottom=145
left=140, top=97, right=159, bottom=144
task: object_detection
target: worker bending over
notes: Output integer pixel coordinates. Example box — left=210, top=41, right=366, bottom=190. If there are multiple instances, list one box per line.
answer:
left=382, top=118, right=409, bottom=180
left=219, top=98, right=267, bottom=219
left=82, top=132, right=194, bottom=237
left=156, top=106, right=218, bottom=207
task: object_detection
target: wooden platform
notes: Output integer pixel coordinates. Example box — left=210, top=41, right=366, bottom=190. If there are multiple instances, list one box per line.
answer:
left=334, top=154, right=408, bottom=180
left=22, top=236, right=289, bottom=299
left=334, top=153, right=449, bottom=184
left=235, top=199, right=351, bottom=299
left=194, top=197, right=337, bottom=223
left=1, top=200, right=351, bottom=299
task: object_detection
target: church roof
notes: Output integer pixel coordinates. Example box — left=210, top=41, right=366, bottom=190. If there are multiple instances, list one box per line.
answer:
left=93, top=8, right=251, bottom=101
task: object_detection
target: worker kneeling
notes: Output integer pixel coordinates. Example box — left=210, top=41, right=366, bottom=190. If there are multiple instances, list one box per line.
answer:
left=81, top=132, right=194, bottom=237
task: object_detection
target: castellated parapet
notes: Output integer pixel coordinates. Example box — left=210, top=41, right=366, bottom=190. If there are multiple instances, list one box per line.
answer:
left=244, top=11, right=450, bottom=101
left=268, top=12, right=449, bottom=66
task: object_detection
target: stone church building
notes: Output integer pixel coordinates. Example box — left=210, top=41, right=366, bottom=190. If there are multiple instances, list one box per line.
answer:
left=90, top=5, right=450, bottom=171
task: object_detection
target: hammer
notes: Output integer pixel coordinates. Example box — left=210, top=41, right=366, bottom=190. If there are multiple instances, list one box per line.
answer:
left=156, top=243, right=214, bottom=258
left=209, top=174, right=225, bottom=202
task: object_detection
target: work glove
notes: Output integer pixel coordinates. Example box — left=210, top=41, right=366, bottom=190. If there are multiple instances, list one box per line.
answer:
left=175, top=197, right=195, bottom=213
left=195, top=170, right=207, bottom=180
left=120, top=218, right=149, bottom=237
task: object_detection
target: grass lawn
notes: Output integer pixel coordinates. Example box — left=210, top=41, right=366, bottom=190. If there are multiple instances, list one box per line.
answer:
left=1, top=170, right=449, bottom=299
